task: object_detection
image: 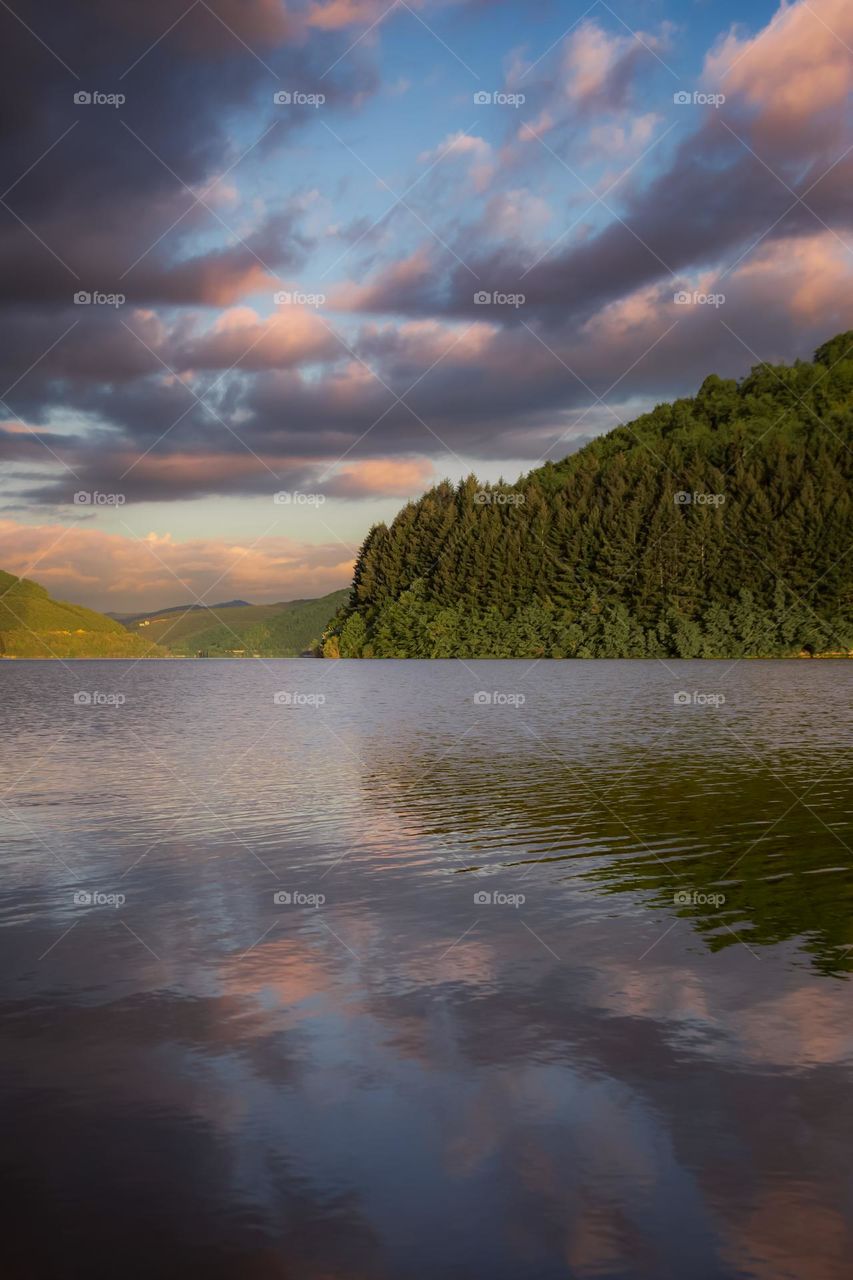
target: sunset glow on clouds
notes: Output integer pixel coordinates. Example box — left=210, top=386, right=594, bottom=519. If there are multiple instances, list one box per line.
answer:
left=0, top=519, right=353, bottom=612
left=0, top=0, right=851, bottom=608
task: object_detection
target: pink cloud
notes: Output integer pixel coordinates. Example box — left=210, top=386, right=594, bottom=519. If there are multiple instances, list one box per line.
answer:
left=705, top=0, right=853, bottom=150
left=321, top=456, right=436, bottom=498
left=359, top=316, right=497, bottom=363
left=563, top=21, right=639, bottom=102
left=305, top=0, right=434, bottom=31
left=732, top=232, right=853, bottom=324
left=108, top=452, right=291, bottom=493
left=581, top=229, right=853, bottom=356
left=331, top=246, right=436, bottom=312
left=174, top=260, right=276, bottom=307
left=418, top=132, right=495, bottom=193
left=91, top=450, right=438, bottom=503
left=0, top=519, right=353, bottom=612
left=174, top=304, right=338, bottom=371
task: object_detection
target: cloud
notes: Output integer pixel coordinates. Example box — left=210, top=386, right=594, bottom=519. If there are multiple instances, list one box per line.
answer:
left=339, top=0, right=853, bottom=332
left=320, top=456, right=437, bottom=497
left=7, top=228, right=851, bottom=515
left=0, top=518, right=353, bottom=611
left=508, top=14, right=673, bottom=146
left=0, top=0, right=851, bottom=538
left=562, top=19, right=668, bottom=109
left=306, top=0, right=415, bottom=30
left=83, top=0, right=300, bottom=52
left=587, top=111, right=661, bottom=156
left=171, top=305, right=339, bottom=371
left=479, top=188, right=553, bottom=242
left=418, top=132, right=495, bottom=193
left=331, top=246, right=440, bottom=314
left=704, top=0, right=853, bottom=152
left=0, top=0, right=375, bottom=313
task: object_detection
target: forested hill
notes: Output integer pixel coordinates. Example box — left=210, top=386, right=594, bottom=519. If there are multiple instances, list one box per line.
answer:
left=119, top=589, right=349, bottom=656
left=0, top=571, right=163, bottom=658
left=322, top=332, right=853, bottom=659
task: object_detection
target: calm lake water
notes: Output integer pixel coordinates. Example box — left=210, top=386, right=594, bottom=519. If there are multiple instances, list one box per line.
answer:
left=1, top=658, right=851, bottom=1279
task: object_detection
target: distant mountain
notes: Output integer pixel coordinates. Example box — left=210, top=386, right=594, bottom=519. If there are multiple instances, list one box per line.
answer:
left=0, top=571, right=164, bottom=658
left=323, top=332, right=853, bottom=659
left=120, top=590, right=349, bottom=656
left=108, top=600, right=251, bottom=622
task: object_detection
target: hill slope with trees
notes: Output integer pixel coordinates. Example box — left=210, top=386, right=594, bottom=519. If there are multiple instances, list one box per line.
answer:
left=322, top=333, right=853, bottom=659
left=0, top=571, right=163, bottom=658
left=120, top=590, right=349, bottom=656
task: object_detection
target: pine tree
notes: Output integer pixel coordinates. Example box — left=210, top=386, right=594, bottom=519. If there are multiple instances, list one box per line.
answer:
left=323, top=333, right=853, bottom=660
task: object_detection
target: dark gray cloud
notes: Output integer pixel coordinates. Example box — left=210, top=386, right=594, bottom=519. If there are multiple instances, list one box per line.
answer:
left=12, top=258, right=851, bottom=509
left=0, top=0, right=374, bottom=307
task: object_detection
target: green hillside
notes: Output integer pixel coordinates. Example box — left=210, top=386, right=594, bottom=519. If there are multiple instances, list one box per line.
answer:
left=122, top=589, right=349, bottom=656
left=323, top=332, right=853, bottom=659
left=0, top=571, right=164, bottom=658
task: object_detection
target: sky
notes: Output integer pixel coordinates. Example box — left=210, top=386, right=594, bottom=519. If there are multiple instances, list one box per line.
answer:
left=0, top=0, right=851, bottom=611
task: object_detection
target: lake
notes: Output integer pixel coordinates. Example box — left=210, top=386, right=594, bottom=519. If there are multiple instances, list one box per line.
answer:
left=1, top=658, right=851, bottom=1279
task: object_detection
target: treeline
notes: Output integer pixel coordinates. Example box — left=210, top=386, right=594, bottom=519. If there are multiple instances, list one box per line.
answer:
left=322, top=332, right=853, bottom=659
left=0, top=569, right=160, bottom=659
